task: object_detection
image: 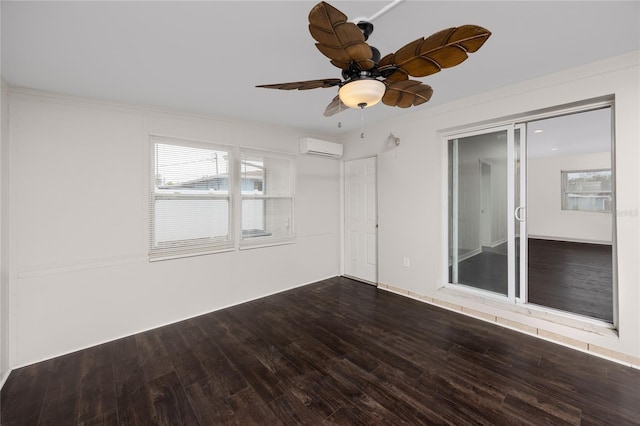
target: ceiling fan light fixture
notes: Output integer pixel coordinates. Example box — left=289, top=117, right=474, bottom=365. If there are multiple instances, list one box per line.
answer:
left=338, top=79, right=386, bottom=109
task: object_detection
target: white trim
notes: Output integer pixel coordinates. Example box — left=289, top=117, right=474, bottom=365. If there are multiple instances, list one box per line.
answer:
left=488, top=238, right=507, bottom=248
left=339, top=159, right=345, bottom=277
left=527, top=235, right=613, bottom=246
left=0, top=368, right=11, bottom=390
left=458, top=247, right=482, bottom=262
left=507, top=124, right=516, bottom=301
left=515, top=122, right=527, bottom=302
left=451, top=139, right=459, bottom=284
left=439, top=97, right=616, bottom=139
left=150, top=133, right=234, bottom=151
left=149, top=248, right=235, bottom=263
left=441, top=136, right=450, bottom=287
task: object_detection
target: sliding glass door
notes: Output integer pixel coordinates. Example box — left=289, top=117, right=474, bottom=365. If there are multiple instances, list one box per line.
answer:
left=447, top=105, right=615, bottom=324
left=449, top=127, right=513, bottom=298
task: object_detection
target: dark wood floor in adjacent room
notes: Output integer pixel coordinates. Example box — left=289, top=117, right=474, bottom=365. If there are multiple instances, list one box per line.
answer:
left=528, top=238, right=613, bottom=322
left=2, top=276, right=639, bottom=425
left=456, top=238, right=613, bottom=322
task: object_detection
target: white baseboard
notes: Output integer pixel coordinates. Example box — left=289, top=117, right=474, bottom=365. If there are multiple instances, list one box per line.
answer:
left=0, top=368, right=11, bottom=391
left=528, top=235, right=612, bottom=245
left=488, top=238, right=507, bottom=248
left=458, top=248, right=482, bottom=263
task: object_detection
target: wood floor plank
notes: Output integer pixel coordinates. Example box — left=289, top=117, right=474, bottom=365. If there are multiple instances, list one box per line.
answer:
left=2, top=277, right=639, bottom=425
left=0, top=360, right=54, bottom=425
left=146, top=371, right=199, bottom=426
left=134, top=329, right=175, bottom=383
left=78, top=409, right=119, bottom=426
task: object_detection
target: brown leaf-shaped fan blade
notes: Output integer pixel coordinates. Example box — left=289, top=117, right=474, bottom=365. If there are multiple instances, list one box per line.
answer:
left=382, top=80, right=433, bottom=108
left=308, top=1, right=374, bottom=71
left=386, top=25, right=491, bottom=79
left=256, top=78, right=342, bottom=91
left=323, top=95, right=348, bottom=117
left=378, top=53, right=408, bottom=82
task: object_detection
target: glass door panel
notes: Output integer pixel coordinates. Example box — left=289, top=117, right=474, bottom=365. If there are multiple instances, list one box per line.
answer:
left=449, top=129, right=509, bottom=296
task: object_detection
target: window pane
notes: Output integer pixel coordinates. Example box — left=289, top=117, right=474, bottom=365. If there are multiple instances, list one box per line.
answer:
left=241, top=153, right=292, bottom=196
left=240, top=154, right=264, bottom=195
left=155, top=198, right=230, bottom=245
left=150, top=137, right=234, bottom=259
left=156, top=143, right=230, bottom=194
left=240, top=149, right=295, bottom=246
left=562, top=169, right=612, bottom=212
left=242, top=198, right=293, bottom=240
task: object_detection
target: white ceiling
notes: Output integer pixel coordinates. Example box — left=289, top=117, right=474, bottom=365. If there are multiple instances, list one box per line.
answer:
left=527, top=107, right=612, bottom=159
left=2, top=1, right=639, bottom=134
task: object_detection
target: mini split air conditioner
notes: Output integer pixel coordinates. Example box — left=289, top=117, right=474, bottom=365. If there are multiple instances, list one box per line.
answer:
left=299, top=138, right=343, bottom=158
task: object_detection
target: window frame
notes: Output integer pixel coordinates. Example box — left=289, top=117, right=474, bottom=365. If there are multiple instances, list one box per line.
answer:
left=149, top=137, right=297, bottom=261
left=149, top=135, right=235, bottom=261
left=238, top=147, right=296, bottom=249
left=561, top=168, right=612, bottom=213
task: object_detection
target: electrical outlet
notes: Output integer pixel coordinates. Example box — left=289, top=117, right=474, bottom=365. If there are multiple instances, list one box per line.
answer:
left=403, top=257, right=410, bottom=268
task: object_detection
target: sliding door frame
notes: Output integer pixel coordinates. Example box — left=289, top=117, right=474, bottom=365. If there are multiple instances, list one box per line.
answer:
left=441, top=97, right=617, bottom=328
left=444, top=124, right=516, bottom=302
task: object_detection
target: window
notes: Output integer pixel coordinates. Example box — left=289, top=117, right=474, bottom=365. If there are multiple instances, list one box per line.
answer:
left=240, top=149, right=295, bottom=246
left=150, top=137, right=296, bottom=260
left=150, top=136, right=234, bottom=259
left=561, top=169, right=612, bottom=213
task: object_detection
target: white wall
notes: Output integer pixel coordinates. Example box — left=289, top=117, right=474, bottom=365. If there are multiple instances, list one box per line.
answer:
left=0, top=2, right=11, bottom=388
left=0, top=77, right=10, bottom=387
left=9, top=91, right=341, bottom=366
left=341, top=52, right=640, bottom=362
left=528, top=152, right=612, bottom=243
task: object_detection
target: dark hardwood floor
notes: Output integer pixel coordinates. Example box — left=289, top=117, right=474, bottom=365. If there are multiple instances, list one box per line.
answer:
left=2, top=276, right=638, bottom=425
left=454, top=238, right=613, bottom=322
left=528, top=238, right=613, bottom=322
left=455, top=246, right=508, bottom=295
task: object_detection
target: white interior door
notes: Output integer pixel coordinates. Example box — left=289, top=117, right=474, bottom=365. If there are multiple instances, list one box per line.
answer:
left=344, top=157, right=377, bottom=284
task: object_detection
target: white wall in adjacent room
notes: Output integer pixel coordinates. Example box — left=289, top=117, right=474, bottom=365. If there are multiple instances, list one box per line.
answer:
left=9, top=92, right=341, bottom=366
left=527, top=152, right=612, bottom=243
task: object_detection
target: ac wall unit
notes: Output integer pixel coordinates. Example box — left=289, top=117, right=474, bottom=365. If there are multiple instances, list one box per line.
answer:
left=299, top=138, right=343, bottom=158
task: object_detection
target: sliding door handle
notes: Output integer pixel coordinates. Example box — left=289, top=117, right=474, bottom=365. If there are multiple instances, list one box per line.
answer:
left=514, top=206, right=525, bottom=222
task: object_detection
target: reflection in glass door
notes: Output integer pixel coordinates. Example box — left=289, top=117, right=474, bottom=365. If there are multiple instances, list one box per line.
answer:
left=448, top=128, right=510, bottom=297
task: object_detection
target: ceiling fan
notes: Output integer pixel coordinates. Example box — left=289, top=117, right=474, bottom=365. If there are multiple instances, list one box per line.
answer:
left=257, top=1, right=491, bottom=117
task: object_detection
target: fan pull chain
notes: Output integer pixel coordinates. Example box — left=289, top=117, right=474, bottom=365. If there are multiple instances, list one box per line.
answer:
left=360, top=106, right=366, bottom=139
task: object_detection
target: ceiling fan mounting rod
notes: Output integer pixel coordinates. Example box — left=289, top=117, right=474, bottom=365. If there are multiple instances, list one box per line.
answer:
left=351, top=0, right=405, bottom=24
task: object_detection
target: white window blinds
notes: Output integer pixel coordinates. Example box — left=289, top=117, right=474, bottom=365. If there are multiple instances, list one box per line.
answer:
left=150, top=136, right=234, bottom=260
left=240, top=149, right=295, bottom=246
